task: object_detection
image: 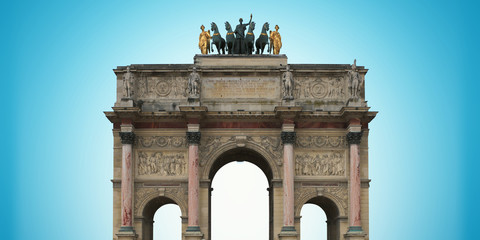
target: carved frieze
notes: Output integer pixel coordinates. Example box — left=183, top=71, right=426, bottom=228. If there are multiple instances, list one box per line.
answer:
left=296, top=135, right=347, bottom=149
left=135, top=136, right=186, bottom=148
left=295, top=151, right=345, bottom=176
left=295, top=76, right=347, bottom=100
left=136, top=74, right=188, bottom=99
left=136, top=151, right=187, bottom=176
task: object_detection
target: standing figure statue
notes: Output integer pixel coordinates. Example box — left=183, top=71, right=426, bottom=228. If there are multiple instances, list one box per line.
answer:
left=349, top=59, right=362, bottom=99
left=282, top=65, right=294, bottom=99
left=199, top=25, right=212, bottom=55
left=123, top=66, right=134, bottom=98
left=233, top=14, right=253, bottom=54
left=224, top=22, right=236, bottom=54
left=270, top=25, right=282, bottom=55
left=188, top=67, right=201, bottom=97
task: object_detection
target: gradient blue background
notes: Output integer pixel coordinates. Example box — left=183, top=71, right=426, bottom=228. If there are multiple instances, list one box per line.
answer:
left=2, top=0, right=479, bottom=239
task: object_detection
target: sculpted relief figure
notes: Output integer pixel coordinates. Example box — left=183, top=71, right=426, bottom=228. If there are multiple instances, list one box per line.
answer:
left=122, top=66, right=134, bottom=98
left=199, top=25, right=212, bottom=54
left=349, top=59, right=364, bottom=99
left=283, top=65, right=294, bottom=99
left=188, top=67, right=200, bottom=97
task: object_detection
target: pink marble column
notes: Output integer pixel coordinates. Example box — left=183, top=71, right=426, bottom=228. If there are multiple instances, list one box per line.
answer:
left=347, top=131, right=363, bottom=232
left=119, top=131, right=135, bottom=231
left=186, top=131, right=201, bottom=232
left=281, top=131, right=296, bottom=231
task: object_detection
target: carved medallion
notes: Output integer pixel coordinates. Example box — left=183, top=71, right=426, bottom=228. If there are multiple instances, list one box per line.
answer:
left=155, top=80, right=171, bottom=97
left=310, top=82, right=328, bottom=98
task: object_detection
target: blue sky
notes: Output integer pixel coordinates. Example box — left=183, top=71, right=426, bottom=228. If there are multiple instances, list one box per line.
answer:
left=2, top=0, right=479, bottom=239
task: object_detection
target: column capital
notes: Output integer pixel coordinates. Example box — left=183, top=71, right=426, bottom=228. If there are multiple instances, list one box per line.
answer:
left=346, top=131, right=362, bottom=145
left=120, top=132, right=135, bottom=144
left=281, top=131, right=296, bottom=144
left=186, top=131, right=201, bottom=145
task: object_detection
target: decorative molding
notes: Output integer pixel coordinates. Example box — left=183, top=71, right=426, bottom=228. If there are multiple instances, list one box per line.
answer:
left=136, top=151, right=186, bottom=176
left=281, top=131, right=296, bottom=144
left=120, top=132, right=135, bottom=144
left=296, top=135, right=347, bottom=149
left=199, top=136, right=235, bottom=166
left=346, top=132, right=363, bottom=144
left=186, top=132, right=201, bottom=144
left=295, top=151, right=345, bottom=176
left=137, top=75, right=188, bottom=99
left=135, top=136, right=186, bottom=148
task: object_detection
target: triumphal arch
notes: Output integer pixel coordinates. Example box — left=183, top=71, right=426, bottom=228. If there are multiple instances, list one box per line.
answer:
left=105, top=55, right=376, bottom=240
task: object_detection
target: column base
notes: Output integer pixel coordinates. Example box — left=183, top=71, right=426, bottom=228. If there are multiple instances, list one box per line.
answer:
left=344, top=227, right=366, bottom=240
left=116, top=227, right=137, bottom=240
left=184, top=228, right=203, bottom=240
left=278, top=226, right=298, bottom=240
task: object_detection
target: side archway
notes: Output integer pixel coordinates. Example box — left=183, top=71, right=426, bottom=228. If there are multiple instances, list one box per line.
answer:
left=295, top=188, right=345, bottom=240
left=136, top=189, right=187, bottom=240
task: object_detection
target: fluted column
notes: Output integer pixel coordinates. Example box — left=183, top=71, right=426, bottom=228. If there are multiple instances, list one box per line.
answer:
left=119, top=131, right=135, bottom=232
left=281, top=130, right=296, bottom=232
left=347, top=131, right=363, bottom=232
left=186, top=130, right=201, bottom=232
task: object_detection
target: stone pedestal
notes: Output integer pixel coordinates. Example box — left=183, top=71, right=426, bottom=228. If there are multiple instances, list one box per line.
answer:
left=116, top=230, right=137, bottom=240
left=278, top=230, right=298, bottom=240
left=115, top=98, right=135, bottom=107
left=344, top=230, right=366, bottom=240
left=184, top=230, right=203, bottom=240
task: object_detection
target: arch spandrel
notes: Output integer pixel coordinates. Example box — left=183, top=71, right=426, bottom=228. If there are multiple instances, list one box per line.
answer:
left=199, top=136, right=282, bottom=180
left=135, top=187, right=188, bottom=218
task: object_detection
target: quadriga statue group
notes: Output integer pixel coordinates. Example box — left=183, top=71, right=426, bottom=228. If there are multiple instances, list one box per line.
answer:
left=198, top=14, right=282, bottom=55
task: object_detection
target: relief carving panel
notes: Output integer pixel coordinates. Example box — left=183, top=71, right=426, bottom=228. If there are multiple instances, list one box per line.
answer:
left=295, top=151, right=345, bottom=176
left=135, top=136, right=186, bottom=149
left=295, top=76, right=346, bottom=100
left=296, top=135, right=347, bottom=149
left=136, top=74, right=188, bottom=99
left=136, top=151, right=187, bottom=176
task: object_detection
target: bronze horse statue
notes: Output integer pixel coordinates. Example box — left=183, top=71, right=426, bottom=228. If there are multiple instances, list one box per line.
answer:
left=245, top=21, right=255, bottom=55
left=224, top=21, right=235, bottom=54
left=255, top=22, right=270, bottom=54
left=210, top=22, right=225, bottom=54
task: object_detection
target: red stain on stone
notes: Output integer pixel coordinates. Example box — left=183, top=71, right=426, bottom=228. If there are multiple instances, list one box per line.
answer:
left=296, top=122, right=346, bottom=128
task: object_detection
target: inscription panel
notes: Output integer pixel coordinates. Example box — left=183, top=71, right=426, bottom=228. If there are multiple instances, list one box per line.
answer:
left=202, top=77, right=280, bottom=99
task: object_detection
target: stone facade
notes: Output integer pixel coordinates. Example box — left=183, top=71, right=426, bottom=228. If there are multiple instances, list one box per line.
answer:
left=106, top=55, right=376, bottom=240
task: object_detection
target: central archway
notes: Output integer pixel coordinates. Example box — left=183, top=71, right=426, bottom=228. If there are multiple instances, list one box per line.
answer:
left=208, top=147, right=274, bottom=240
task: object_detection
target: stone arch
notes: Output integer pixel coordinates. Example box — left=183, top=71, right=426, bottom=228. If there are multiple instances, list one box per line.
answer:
left=200, top=141, right=281, bottom=180
left=135, top=188, right=187, bottom=218
left=295, top=187, right=347, bottom=217
left=204, top=143, right=277, bottom=240
left=295, top=188, right=346, bottom=240
left=139, top=193, right=186, bottom=240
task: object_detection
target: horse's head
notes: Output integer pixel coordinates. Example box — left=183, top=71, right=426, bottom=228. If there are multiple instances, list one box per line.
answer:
left=249, top=21, right=255, bottom=31
left=211, top=22, right=217, bottom=32
left=264, top=22, right=270, bottom=31
left=225, top=21, right=231, bottom=31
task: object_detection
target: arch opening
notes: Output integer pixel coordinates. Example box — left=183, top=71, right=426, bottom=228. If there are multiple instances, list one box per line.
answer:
left=208, top=148, right=273, bottom=240
left=142, top=196, right=182, bottom=240
left=300, top=196, right=340, bottom=240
